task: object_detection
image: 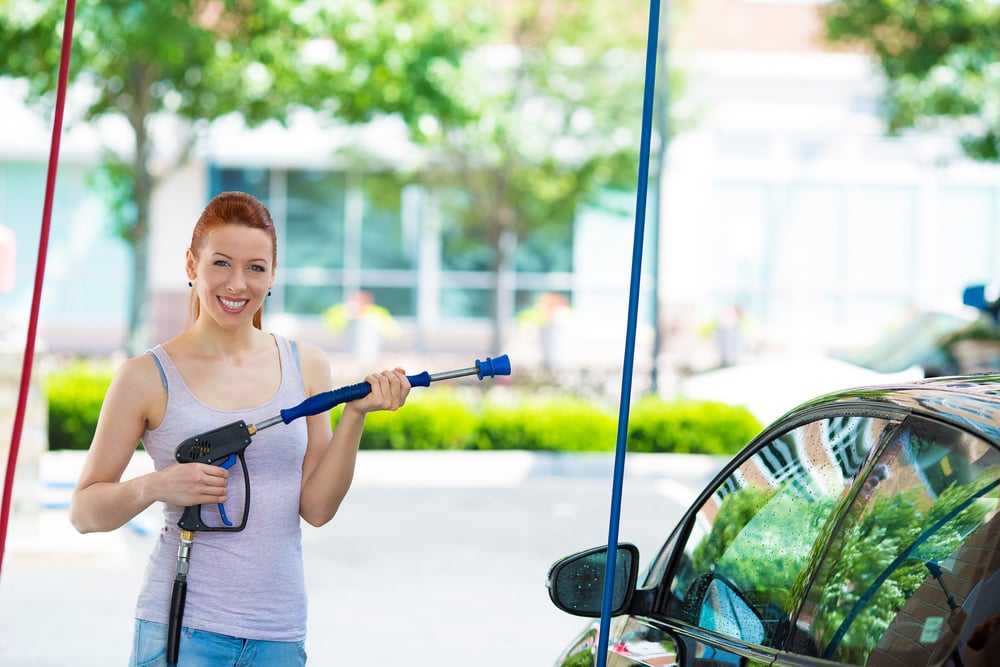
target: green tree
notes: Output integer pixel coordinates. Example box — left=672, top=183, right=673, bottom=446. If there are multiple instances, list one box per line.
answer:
left=823, top=0, right=1000, bottom=160
left=0, top=0, right=482, bottom=353
left=410, top=0, right=672, bottom=353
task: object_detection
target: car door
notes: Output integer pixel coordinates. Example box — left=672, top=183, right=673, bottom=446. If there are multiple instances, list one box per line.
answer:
left=552, top=406, right=1000, bottom=667
left=554, top=616, right=681, bottom=667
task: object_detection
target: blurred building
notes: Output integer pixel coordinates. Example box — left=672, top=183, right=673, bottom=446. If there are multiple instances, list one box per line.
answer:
left=2, top=0, right=999, bottom=375
left=664, top=0, right=999, bottom=353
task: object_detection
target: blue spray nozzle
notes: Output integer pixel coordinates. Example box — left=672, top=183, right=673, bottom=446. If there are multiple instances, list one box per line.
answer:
left=477, top=354, right=511, bottom=379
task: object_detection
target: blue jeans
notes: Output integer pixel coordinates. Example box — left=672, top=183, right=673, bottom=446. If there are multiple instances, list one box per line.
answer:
left=130, top=619, right=307, bottom=666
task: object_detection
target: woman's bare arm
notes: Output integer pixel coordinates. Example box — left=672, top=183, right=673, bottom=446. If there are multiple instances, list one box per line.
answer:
left=69, top=355, right=229, bottom=533
left=297, top=343, right=409, bottom=527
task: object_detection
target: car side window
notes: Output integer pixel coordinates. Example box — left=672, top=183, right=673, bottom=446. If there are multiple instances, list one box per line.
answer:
left=664, top=415, right=900, bottom=649
left=796, top=416, right=1000, bottom=666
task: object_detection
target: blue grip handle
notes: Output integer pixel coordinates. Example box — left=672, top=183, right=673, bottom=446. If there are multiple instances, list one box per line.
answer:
left=279, top=372, right=431, bottom=424
left=408, top=371, right=431, bottom=387
left=280, top=381, right=370, bottom=423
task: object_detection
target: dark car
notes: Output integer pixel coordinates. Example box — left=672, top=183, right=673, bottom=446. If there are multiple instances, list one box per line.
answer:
left=547, top=375, right=1000, bottom=667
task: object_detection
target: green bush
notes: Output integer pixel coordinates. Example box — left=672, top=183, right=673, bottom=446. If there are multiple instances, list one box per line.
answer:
left=46, top=361, right=761, bottom=456
left=627, top=396, right=762, bottom=455
left=45, top=360, right=114, bottom=451
left=475, top=396, right=617, bottom=452
left=337, top=388, right=479, bottom=451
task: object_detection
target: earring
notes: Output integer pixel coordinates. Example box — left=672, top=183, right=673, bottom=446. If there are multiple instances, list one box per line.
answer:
left=188, top=281, right=193, bottom=287
left=268, top=290, right=272, bottom=297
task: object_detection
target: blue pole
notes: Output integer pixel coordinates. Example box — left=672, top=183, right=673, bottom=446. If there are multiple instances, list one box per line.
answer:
left=596, top=0, right=661, bottom=665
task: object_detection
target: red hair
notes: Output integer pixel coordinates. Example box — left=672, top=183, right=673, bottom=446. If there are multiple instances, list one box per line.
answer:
left=189, top=191, right=277, bottom=329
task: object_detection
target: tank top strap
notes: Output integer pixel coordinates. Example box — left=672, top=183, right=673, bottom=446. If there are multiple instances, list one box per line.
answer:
left=146, top=344, right=180, bottom=392
left=271, top=334, right=305, bottom=394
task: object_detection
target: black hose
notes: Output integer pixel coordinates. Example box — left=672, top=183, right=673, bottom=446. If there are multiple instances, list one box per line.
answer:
left=166, top=578, right=186, bottom=664
left=167, top=530, right=194, bottom=665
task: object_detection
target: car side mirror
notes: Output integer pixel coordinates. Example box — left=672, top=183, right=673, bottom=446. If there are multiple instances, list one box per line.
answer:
left=693, top=573, right=765, bottom=644
left=546, top=544, right=640, bottom=618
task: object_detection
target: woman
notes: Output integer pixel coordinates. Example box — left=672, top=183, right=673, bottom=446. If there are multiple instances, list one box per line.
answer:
left=69, top=191, right=410, bottom=665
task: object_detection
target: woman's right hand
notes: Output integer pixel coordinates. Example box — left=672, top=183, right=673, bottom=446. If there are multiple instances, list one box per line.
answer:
left=150, top=462, right=230, bottom=508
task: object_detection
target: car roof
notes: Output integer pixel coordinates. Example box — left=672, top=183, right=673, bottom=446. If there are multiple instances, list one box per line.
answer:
left=787, top=373, right=1000, bottom=446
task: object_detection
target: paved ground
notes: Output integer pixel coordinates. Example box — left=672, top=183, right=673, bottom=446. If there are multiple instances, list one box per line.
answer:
left=0, top=450, right=724, bottom=666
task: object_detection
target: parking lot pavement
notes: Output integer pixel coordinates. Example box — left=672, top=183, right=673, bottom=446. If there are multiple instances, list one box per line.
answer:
left=0, top=450, right=723, bottom=667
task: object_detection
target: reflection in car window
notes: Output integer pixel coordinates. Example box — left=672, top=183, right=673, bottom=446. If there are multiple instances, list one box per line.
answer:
left=664, top=415, right=900, bottom=649
left=798, top=416, right=1000, bottom=666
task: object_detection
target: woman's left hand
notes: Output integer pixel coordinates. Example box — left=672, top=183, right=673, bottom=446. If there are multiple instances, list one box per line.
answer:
left=348, top=368, right=410, bottom=414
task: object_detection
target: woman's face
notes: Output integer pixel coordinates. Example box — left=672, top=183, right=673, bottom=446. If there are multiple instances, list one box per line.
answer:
left=187, top=224, right=275, bottom=328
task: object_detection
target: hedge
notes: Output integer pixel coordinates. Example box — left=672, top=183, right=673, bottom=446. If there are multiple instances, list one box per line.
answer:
left=45, top=359, right=114, bottom=451
left=349, top=392, right=761, bottom=455
left=627, top=395, right=763, bottom=455
left=46, top=363, right=763, bottom=456
left=348, top=388, right=479, bottom=451
left=473, top=396, right=617, bottom=452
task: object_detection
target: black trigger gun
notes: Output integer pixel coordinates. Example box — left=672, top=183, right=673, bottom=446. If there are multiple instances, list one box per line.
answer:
left=174, top=420, right=253, bottom=532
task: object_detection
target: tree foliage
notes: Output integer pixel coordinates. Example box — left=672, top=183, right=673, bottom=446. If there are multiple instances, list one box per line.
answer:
left=409, top=0, right=662, bottom=352
left=1, top=0, right=666, bottom=355
left=0, top=0, right=483, bottom=352
left=823, top=0, right=1000, bottom=161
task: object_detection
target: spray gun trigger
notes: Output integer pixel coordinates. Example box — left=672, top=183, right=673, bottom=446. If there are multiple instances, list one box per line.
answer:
left=216, top=454, right=238, bottom=527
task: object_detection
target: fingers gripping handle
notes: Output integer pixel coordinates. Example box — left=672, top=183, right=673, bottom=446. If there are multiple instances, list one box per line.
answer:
left=174, top=421, right=252, bottom=532
left=278, top=375, right=428, bottom=423
left=277, top=354, right=511, bottom=424
left=176, top=452, right=250, bottom=532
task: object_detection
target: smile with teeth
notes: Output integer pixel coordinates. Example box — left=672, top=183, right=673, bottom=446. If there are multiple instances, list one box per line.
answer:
left=218, top=296, right=250, bottom=312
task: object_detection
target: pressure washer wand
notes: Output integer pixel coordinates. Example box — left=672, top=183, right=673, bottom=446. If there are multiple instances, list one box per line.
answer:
left=248, top=354, right=512, bottom=434
left=165, top=354, right=511, bottom=666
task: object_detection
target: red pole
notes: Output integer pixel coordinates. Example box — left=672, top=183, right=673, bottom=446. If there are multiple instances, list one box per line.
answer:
left=0, top=0, right=77, bottom=576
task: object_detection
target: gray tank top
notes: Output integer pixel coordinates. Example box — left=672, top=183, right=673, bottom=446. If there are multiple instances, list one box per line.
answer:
left=135, top=334, right=310, bottom=641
